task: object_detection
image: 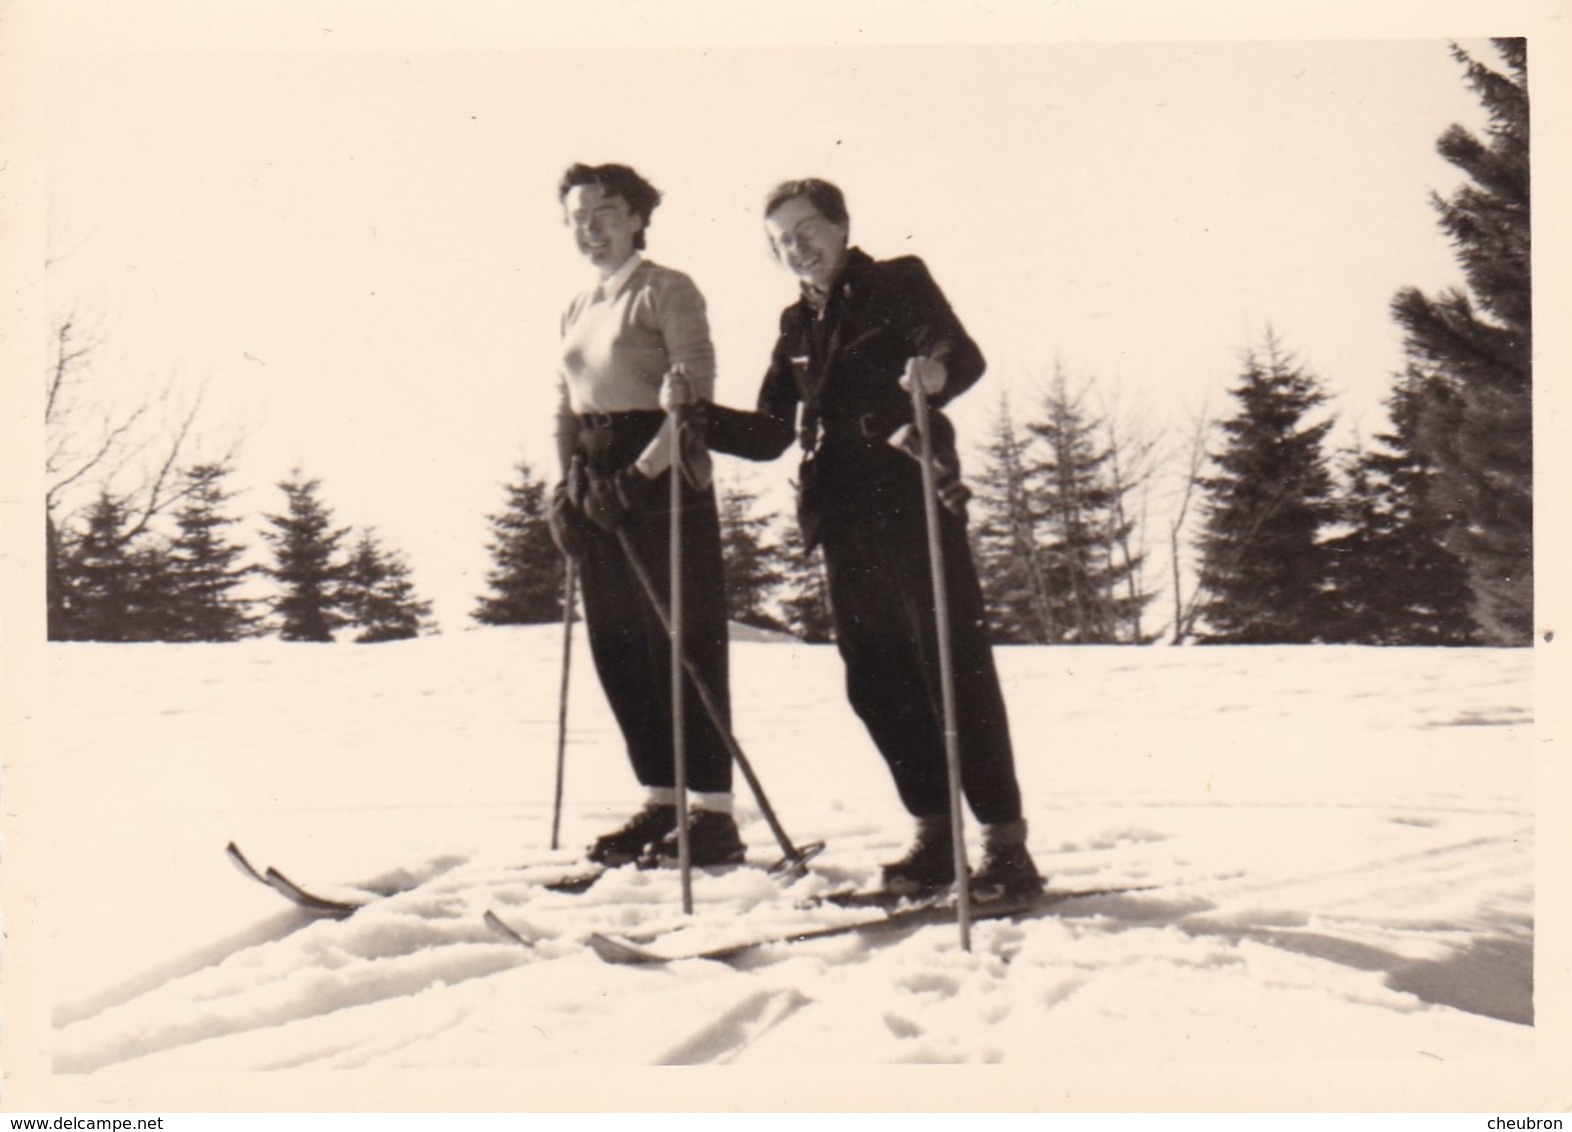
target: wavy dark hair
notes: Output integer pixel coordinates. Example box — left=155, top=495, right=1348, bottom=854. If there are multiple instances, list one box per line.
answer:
left=763, top=178, right=850, bottom=228
left=558, top=163, right=662, bottom=249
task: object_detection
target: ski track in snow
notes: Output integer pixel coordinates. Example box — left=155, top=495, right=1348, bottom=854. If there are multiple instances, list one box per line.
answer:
left=41, top=634, right=1535, bottom=1074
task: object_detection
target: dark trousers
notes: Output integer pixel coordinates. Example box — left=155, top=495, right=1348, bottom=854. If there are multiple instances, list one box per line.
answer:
left=574, top=420, right=732, bottom=795
left=817, top=457, right=1022, bottom=826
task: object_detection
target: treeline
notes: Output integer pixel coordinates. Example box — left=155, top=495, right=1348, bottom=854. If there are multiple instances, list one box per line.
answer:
left=975, top=328, right=1484, bottom=647
left=967, top=39, right=1530, bottom=647
left=483, top=40, right=1529, bottom=648
left=470, top=462, right=831, bottom=641
left=1202, top=39, right=1529, bottom=645
left=46, top=41, right=1529, bottom=649
left=48, top=467, right=434, bottom=643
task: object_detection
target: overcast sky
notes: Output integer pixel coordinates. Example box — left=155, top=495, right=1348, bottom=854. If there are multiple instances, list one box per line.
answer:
left=21, top=4, right=1547, bottom=631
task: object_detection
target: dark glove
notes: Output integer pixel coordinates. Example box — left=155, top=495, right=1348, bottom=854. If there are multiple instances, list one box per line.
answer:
left=547, top=478, right=590, bottom=557
left=673, top=402, right=714, bottom=489
left=684, top=399, right=711, bottom=439
left=581, top=464, right=656, bottom=532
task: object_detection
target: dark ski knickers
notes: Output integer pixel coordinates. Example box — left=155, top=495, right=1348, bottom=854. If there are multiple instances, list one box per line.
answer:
left=572, top=414, right=733, bottom=796
left=815, top=444, right=1023, bottom=827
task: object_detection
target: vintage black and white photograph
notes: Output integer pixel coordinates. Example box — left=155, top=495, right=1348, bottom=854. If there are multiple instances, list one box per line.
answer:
left=2, top=0, right=1565, bottom=1117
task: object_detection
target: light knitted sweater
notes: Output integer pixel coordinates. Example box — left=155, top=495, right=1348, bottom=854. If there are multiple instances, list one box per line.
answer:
left=555, top=256, right=716, bottom=478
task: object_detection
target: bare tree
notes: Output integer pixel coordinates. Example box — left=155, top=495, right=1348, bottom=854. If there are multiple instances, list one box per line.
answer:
left=45, top=314, right=237, bottom=637
left=1094, top=382, right=1161, bottom=643
left=46, top=316, right=222, bottom=539
left=1166, top=401, right=1213, bottom=644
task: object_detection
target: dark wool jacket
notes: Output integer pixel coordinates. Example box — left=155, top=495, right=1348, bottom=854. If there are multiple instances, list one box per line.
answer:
left=707, top=248, right=984, bottom=544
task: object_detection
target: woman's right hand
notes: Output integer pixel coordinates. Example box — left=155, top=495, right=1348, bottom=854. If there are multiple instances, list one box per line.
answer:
left=659, top=363, right=694, bottom=412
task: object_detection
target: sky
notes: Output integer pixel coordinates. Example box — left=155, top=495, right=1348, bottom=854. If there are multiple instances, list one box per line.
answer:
left=16, top=4, right=1543, bottom=631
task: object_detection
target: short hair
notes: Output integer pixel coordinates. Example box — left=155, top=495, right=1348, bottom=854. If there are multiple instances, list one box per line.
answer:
left=558, top=163, right=662, bottom=249
left=763, top=178, right=850, bottom=228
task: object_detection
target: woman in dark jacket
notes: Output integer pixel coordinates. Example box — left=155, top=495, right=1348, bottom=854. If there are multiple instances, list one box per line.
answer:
left=670, top=178, right=1041, bottom=899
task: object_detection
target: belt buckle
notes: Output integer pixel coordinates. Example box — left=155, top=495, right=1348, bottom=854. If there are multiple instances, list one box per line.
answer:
left=857, top=412, right=880, bottom=439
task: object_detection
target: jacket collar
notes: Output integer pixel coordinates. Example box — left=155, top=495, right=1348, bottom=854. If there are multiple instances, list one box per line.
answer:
left=799, top=246, right=874, bottom=311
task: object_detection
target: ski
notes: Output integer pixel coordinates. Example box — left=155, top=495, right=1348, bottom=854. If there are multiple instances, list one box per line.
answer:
left=583, top=885, right=1152, bottom=965
left=225, top=841, right=607, bottom=917
left=224, top=840, right=272, bottom=888
left=262, top=865, right=366, bottom=918
left=228, top=841, right=820, bottom=919
left=483, top=908, right=535, bottom=948
left=226, top=842, right=369, bottom=917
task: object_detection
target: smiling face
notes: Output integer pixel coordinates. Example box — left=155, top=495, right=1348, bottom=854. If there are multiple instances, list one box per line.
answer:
left=563, top=183, right=643, bottom=277
left=764, top=194, right=849, bottom=291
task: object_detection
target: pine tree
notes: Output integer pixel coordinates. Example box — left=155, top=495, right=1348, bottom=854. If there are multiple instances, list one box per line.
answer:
left=61, top=491, right=179, bottom=641
left=1390, top=39, right=1531, bottom=645
left=1194, top=334, right=1340, bottom=643
left=166, top=462, right=257, bottom=641
left=717, top=478, right=787, bottom=632
left=261, top=470, right=351, bottom=642
left=48, top=515, right=75, bottom=640
left=472, top=462, right=566, bottom=625
left=342, top=529, right=434, bottom=643
left=63, top=492, right=139, bottom=642
left=126, top=542, right=182, bottom=641
left=1023, top=366, right=1148, bottom=643
left=778, top=527, right=835, bottom=643
left=1326, top=374, right=1478, bottom=644
left=1322, top=440, right=1389, bottom=644
left=971, top=393, right=1053, bottom=643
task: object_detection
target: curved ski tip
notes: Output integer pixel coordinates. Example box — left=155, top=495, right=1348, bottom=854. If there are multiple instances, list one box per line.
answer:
left=225, top=841, right=271, bottom=886
left=262, top=866, right=362, bottom=917
left=484, top=909, right=534, bottom=949
left=587, top=931, right=667, bottom=965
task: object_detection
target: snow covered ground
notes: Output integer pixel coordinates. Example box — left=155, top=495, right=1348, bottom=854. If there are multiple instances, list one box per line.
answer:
left=9, top=629, right=1562, bottom=1111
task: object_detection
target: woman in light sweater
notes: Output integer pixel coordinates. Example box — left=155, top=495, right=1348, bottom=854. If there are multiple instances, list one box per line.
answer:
left=547, top=162, right=743, bottom=869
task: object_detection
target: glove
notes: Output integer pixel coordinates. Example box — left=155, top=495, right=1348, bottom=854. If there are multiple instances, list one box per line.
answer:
left=581, top=464, right=655, bottom=532
left=674, top=402, right=713, bottom=489
left=659, top=365, right=713, bottom=488
left=547, top=478, right=589, bottom=557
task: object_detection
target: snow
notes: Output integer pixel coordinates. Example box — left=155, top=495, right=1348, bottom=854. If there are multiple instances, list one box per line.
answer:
left=13, top=630, right=1561, bottom=1110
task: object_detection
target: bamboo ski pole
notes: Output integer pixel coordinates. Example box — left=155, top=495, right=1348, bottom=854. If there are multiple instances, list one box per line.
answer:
left=909, top=366, right=972, bottom=952
left=669, top=401, right=694, bottom=914
left=549, top=558, right=578, bottom=851
left=612, top=525, right=823, bottom=875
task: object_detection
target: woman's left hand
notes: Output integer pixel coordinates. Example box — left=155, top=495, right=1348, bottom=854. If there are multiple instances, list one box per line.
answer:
left=582, top=466, right=654, bottom=532
left=660, top=363, right=694, bottom=412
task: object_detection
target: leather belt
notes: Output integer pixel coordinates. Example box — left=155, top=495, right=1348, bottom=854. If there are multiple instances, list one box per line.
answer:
left=821, top=412, right=889, bottom=441
left=575, top=410, right=663, bottom=430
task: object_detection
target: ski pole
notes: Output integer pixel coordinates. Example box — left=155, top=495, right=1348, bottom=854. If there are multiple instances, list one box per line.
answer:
left=669, top=401, right=694, bottom=914
left=612, top=526, right=825, bottom=877
left=549, top=557, right=577, bottom=851
left=908, top=365, right=972, bottom=952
